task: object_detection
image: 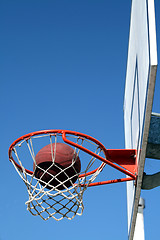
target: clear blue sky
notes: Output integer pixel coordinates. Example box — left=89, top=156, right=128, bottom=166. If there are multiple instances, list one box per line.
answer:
left=1, top=0, right=160, bottom=239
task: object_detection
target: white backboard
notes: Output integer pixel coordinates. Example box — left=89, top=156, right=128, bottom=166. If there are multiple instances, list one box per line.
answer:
left=124, top=0, right=157, bottom=239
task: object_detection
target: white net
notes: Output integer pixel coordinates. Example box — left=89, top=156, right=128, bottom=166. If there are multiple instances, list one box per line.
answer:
left=9, top=131, right=106, bottom=221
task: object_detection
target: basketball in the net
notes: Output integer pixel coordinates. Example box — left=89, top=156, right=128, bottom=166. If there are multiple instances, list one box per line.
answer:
left=34, top=143, right=81, bottom=190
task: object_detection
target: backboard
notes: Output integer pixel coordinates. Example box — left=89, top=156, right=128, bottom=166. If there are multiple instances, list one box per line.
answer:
left=124, top=0, right=157, bottom=239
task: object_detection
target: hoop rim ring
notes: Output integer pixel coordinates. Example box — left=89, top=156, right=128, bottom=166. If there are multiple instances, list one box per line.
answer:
left=8, top=129, right=108, bottom=176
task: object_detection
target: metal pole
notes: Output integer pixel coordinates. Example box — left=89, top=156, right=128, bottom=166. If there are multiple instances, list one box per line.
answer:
left=133, top=198, right=145, bottom=240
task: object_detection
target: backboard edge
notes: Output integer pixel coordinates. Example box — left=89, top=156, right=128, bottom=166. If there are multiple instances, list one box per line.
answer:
left=129, top=64, right=157, bottom=240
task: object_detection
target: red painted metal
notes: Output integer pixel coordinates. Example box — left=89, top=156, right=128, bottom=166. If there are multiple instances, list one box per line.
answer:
left=62, top=131, right=137, bottom=179
left=87, top=177, right=134, bottom=187
left=8, top=130, right=138, bottom=186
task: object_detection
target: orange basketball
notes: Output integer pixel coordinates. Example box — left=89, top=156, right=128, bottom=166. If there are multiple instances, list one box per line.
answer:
left=34, top=143, right=81, bottom=190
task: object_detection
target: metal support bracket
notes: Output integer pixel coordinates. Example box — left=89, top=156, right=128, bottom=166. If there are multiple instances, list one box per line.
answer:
left=146, top=112, right=160, bottom=159
left=87, top=149, right=138, bottom=187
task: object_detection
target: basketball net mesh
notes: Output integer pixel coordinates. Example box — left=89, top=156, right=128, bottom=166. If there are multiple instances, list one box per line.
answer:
left=9, top=132, right=106, bottom=221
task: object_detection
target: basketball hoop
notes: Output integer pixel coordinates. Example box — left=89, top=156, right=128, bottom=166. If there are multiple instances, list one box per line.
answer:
left=8, top=130, right=137, bottom=221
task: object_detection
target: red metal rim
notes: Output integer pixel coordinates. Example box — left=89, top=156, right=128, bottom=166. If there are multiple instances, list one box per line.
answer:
left=8, top=129, right=108, bottom=176
left=8, top=129, right=137, bottom=184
